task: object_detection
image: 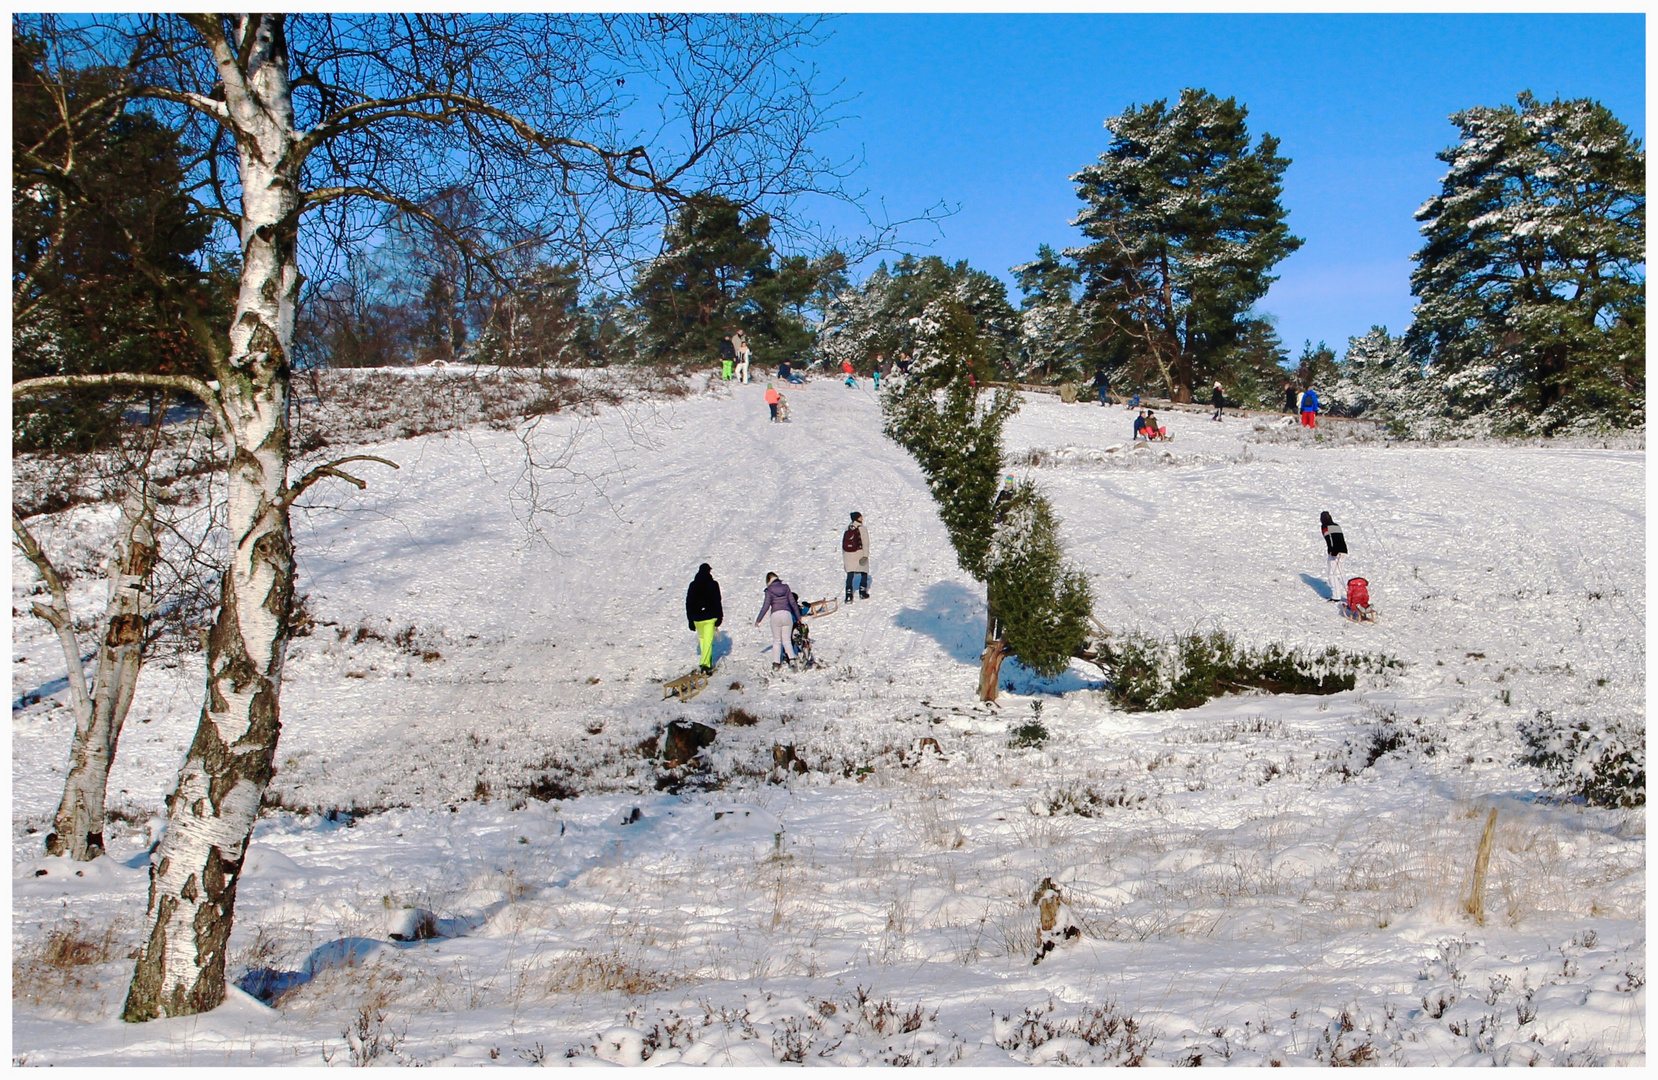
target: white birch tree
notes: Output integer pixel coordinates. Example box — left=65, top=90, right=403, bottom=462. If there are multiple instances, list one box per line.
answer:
left=14, top=480, right=156, bottom=860
left=13, top=12, right=852, bottom=1021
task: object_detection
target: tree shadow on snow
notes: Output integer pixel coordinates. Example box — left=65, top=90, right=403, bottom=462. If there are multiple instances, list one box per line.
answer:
left=998, top=656, right=1107, bottom=697
left=1299, top=572, right=1333, bottom=600
left=236, top=907, right=499, bottom=1005
left=11, top=654, right=93, bottom=710
left=894, top=581, right=987, bottom=665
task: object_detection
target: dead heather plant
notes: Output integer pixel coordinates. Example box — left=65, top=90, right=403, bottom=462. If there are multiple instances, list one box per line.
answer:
left=318, top=990, right=409, bottom=1066
left=723, top=705, right=761, bottom=727
left=993, top=997, right=1154, bottom=1065
left=12, top=918, right=127, bottom=1015
left=849, top=985, right=933, bottom=1038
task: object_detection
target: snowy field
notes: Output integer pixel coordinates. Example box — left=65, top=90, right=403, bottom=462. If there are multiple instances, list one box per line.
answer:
left=11, top=373, right=1645, bottom=1065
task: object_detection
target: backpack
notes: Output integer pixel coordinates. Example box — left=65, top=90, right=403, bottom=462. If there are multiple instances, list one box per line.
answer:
left=1345, top=577, right=1370, bottom=609
left=842, top=525, right=862, bottom=552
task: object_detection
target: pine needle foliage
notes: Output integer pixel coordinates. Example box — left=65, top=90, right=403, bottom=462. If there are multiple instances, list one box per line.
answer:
left=1102, top=630, right=1400, bottom=713
left=1408, top=92, right=1644, bottom=435
left=883, top=300, right=1094, bottom=679
left=881, top=297, right=1019, bottom=580
left=987, top=481, right=1094, bottom=678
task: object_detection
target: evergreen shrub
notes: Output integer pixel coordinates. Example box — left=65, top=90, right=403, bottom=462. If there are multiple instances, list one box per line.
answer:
left=1518, top=712, right=1645, bottom=808
left=1102, top=630, right=1400, bottom=712
left=1008, top=720, right=1049, bottom=749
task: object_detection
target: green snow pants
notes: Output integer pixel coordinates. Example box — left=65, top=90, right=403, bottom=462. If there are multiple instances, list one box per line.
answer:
left=722, top=360, right=733, bottom=379
left=695, top=619, right=717, bottom=669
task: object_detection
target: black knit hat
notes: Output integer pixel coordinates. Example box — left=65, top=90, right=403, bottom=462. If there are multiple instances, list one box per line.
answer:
left=850, top=511, right=862, bottom=521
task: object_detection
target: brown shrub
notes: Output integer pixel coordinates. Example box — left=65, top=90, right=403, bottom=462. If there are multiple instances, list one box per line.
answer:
left=724, top=706, right=761, bottom=727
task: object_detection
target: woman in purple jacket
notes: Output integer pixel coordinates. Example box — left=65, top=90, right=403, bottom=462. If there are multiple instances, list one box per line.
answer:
left=754, top=572, right=802, bottom=670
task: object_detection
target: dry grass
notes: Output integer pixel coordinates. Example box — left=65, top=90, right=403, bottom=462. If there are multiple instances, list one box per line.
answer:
left=544, top=947, right=679, bottom=996
left=12, top=918, right=127, bottom=1017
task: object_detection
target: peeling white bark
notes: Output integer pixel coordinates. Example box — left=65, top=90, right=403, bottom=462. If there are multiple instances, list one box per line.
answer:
left=46, top=482, right=158, bottom=861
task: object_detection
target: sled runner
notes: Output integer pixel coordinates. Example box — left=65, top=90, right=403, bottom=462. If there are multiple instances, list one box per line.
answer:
left=797, top=597, right=838, bottom=619
left=1339, top=577, right=1376, bottom=623
left=663, top=669, right=709, bottom=701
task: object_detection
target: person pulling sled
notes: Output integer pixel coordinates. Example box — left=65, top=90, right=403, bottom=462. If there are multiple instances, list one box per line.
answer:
left=1319, top=511, right=1347, bottom=603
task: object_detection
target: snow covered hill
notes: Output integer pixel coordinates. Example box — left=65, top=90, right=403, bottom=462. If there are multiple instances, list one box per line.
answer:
left=11, top=374, right=1645, bottom=1065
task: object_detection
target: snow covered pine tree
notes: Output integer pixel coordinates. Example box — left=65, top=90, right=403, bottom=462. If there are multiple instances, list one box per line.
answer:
left=1068, top=88, right=1301, bottom=404
left=1408, top=92, right=1644, bottom=434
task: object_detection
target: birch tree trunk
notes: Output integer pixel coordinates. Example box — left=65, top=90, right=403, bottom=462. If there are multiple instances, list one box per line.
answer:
left=44, top=481, right=159, bottom=861
left=123, top=15, right=301, bottom=1022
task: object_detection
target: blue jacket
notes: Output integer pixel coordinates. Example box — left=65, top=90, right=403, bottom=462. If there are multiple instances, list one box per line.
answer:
left=1302, top=390, right=1320, bottom=412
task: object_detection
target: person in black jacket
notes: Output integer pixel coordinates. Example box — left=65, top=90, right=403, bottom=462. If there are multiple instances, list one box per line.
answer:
left=1211, top=381, right=1225, bottom=421
left=1320, top=512, right=1348, bottom=602
left=686, top=563, right=723, bottom=673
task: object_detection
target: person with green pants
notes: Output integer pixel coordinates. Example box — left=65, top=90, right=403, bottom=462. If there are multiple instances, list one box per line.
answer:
left=685, top=563, right=724, bottom=674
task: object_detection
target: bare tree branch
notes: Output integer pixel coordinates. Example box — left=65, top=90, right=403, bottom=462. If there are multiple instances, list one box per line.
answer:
left=11, top=512, right=93, bottom=722
left=12, top=374, right=233, bottom=449
left=278, top=454, right=400, bottom=508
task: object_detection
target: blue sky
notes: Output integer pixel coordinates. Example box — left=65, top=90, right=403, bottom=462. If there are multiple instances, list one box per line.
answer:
left=803, top=14, right=1645, bottom=357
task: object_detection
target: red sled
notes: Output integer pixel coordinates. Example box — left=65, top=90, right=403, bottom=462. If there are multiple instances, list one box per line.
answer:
left=1339, top=577, right=1376, bottom=623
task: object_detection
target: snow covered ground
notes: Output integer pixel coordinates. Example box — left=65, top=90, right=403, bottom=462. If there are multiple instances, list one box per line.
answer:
left=11, top=373, right=1645, bottom=1065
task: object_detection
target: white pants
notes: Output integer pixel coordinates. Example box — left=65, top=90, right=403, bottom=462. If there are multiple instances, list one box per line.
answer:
left=1327, top=553, right=1346, bottom=601
left=735, top=358, right=749, bottom=383
left=769, top=610, right=796, bottom=664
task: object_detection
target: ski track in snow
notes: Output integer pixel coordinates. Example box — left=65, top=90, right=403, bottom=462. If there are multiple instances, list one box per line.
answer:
left=11, top=376, right=1645, bottom=1065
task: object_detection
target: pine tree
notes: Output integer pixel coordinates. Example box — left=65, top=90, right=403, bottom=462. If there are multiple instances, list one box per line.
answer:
left=821, top=254, right=1018, bottom=375
left=987, top=480, right=1094, bottom=678
left=1068, top=88, right=1302, bottom=402
left=1296, top=340, right=1338, bottom=392
left=1012, top=244, right=1089, bottom=382
left=632, top=194, right=778, bottom=362
left=473, top=261, right=598, bottom=367
left=1408, top=92, right=1644, bottom=434
left=882, top=300, right=1093, bottom=700
left=1325, top=326, right=1475, bottom=437
left=1214, top=316, right=1290, bottom=408
left=13, top=36, right=227, bottom=451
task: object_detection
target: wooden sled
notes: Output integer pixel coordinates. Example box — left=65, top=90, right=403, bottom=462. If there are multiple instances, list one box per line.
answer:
left=663, top=669, right=709, bottom=701
left=798, top=598, right=838, bottom=619
left=1339, top=602, right=1377, bottom=623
